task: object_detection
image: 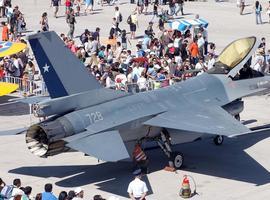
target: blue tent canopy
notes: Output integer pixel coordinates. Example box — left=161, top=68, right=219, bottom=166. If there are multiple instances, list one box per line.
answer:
left=169, top=18, right=209, bottom=32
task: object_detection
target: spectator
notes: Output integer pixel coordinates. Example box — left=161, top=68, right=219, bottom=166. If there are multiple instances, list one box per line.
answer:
left=35, top=193, right=42, bottom=200
left=67, top=9, right=76, bottom=39
left=92, top=27, right=101, bottom=43
left=22, top=186, right=32, bottom=200
left=239, top=0, right=245, bottom=15
left=189, top=38, right=199, bottom=65
left=51, top=0, right=61, bottom=18
left=84, top=0, right=93, bottom=15
left=11, top=179, right=24, bottom=199
left=267, top=1, right=270, bottom=23
left=65, top=0, right=72, bottom=14
left=67, top=191, right=75, bottom=200
left=255, top=1, right=262, bottom=24
left=129, top=11, right=138, bottom=39
left=127, top=169, right=148, bottom=200
left=86, top=36, right=99, bottom=67
left=93, top=195, right=105, bottom=200
left=58, top=191, right=68, bottom=200
left=73, top=188, right=84, bottom=200
left=40, top=12, right=49, bottom=32
left=1, top=22, right=9, bottom=41
left=0, top=178, right=5, bottom=192
left=41, top=184, right=57, bottom=200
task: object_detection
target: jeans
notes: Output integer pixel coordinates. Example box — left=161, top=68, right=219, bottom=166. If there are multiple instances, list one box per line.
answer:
left=256, top=13, right=262, bottom=24
left=169, top=6, right=175, bottom=15
left=68, top=24, right=75, bottom=38
left=175, top=3, right=184, bottom=15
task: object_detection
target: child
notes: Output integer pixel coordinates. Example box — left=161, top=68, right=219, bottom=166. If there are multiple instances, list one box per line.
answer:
left=121, top=29, right=131, bottom=49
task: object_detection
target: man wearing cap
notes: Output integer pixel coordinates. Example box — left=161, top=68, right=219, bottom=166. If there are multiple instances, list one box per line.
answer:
left=73, top=187, right=84, bottom=200
left=127, top=169, right=148, bottom=200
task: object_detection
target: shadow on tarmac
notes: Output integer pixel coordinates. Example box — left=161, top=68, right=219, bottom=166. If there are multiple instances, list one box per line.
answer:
left=9, top=129, right=270, bottom=197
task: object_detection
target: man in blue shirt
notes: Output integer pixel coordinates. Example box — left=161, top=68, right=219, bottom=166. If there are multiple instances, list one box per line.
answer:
left=42, top=184, right=57, bottom=200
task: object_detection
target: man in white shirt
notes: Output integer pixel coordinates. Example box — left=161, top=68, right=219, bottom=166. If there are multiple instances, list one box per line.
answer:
left=73, top=187, right=84, bottom=200
left=127, top=169, right=148, bottom=200
left=207, top=53, right=215, bottom=70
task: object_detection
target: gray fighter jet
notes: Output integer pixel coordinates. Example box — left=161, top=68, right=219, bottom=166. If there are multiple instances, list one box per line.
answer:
left=25, top=32, right=270, bottom=169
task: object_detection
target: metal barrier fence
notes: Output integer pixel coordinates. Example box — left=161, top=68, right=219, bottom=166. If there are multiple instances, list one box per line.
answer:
left=1, top=75, right=48, bottom=96
left=2, top=75, right=181, bottom=96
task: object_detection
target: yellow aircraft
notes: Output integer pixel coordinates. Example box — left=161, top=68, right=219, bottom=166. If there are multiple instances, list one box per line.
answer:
left=0, top=41, right=27, bottom=96
left=0, top=82, right=19, bottom=96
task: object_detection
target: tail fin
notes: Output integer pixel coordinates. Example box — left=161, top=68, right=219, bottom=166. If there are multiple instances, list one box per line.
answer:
left=28, top=31, right=102, bottom=98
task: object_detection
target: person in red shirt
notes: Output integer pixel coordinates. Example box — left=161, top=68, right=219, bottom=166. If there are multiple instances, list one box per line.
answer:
left=0, top=64, right=5, bottom=79
left=65, top=0, right=72, bottom=14
left=1, top=22, right=9, bottom=41
left=189, top=38, right=199, bottom=66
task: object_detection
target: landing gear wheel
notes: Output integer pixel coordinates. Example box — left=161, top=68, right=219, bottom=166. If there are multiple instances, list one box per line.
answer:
left=234, top=114, right=240, bottom=121
left=213, top=135, right=224, bottom=146
left=172, top=152, right=184, bottom=169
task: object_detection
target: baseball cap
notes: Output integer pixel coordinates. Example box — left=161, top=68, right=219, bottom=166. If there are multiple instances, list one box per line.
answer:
left=74, top=187, right=83, bottom=195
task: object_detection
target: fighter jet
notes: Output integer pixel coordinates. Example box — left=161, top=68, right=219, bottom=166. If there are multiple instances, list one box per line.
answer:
left=25, top=31, right=270, bottom=169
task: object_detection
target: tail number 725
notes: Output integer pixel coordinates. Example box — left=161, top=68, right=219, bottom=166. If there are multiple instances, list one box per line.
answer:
left=85, top=112, right=103, bottom=124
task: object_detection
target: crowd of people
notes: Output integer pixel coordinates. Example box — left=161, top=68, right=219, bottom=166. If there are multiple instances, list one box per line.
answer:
left=0, top=178, right=121, bottom=200
left=0, top=0, right=269, bottom=95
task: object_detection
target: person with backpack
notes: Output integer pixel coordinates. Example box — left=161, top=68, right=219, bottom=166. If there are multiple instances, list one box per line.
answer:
left=128, top=11, right=138, bottom=39
left=255, top=1, right=262, bottom=24
left=114, top=7, right=122, bottom=36
left=2, top=179, right=24, bottom=200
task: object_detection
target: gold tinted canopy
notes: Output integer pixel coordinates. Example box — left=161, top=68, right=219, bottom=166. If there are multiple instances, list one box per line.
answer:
left=217, top=37, right=256, bottom=69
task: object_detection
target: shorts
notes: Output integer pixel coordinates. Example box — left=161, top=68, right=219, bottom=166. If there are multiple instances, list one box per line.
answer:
left=130, top=23, right=136, bottom=32
left=53, top=6, right=59, bottom=13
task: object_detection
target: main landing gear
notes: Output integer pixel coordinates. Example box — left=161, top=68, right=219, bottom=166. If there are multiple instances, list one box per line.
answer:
left=156, top=130, right=184, bottom=169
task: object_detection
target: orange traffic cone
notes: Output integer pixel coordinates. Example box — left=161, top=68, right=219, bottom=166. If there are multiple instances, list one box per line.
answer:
left=179, top=175, right=191, bottom=198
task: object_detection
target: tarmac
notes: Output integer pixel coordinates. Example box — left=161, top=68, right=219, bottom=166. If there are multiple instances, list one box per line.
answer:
left=1, top=0, right=270, bottom=199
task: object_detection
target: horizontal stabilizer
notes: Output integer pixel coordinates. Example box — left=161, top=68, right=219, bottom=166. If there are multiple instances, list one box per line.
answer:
left=144, top=104, right=250, bottom=137
left=0, top=127, right=26, bottom=136
left=65, top=130, right=129, bottom=162
left=14, top=96, right=50, bottom=104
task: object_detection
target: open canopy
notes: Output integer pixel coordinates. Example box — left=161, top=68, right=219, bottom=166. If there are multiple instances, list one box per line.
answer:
left=208, top=36, right=260, bottom=77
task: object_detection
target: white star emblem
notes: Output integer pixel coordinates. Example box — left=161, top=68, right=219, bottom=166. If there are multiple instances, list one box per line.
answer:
left=43, top=64, right=50, bottom=73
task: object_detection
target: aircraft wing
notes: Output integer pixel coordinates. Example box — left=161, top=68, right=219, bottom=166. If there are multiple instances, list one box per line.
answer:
left=65, top=130, right=129, bottom=162
left=143, top=104, right=250, bottom=137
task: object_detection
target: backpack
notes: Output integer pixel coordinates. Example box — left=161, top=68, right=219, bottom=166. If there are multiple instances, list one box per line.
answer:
left=0, top=185, right=14, bottom=200
left=119, top=13, right=122, bottom=22
left=127, top=15, right=132, bottom=24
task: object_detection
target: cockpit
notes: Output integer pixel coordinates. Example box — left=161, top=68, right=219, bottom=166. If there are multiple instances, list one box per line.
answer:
left=207, top=36, right=264, bottom=79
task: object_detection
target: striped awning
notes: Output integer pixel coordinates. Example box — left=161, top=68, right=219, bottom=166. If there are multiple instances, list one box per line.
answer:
left=169, top=18, right=209, bottom=31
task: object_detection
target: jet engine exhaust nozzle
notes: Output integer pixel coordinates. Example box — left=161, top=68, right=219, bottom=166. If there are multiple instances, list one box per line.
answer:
left=25, top=120, right=71, bottom=157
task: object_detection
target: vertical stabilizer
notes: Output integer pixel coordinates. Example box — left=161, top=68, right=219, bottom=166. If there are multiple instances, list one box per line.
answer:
left=28, top=31, right=102, bottom=98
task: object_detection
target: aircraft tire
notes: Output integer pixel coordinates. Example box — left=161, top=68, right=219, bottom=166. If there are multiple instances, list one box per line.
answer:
left=213, top=135, right=224, bottom=146
left=172, top=152, right=184, bottom=169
